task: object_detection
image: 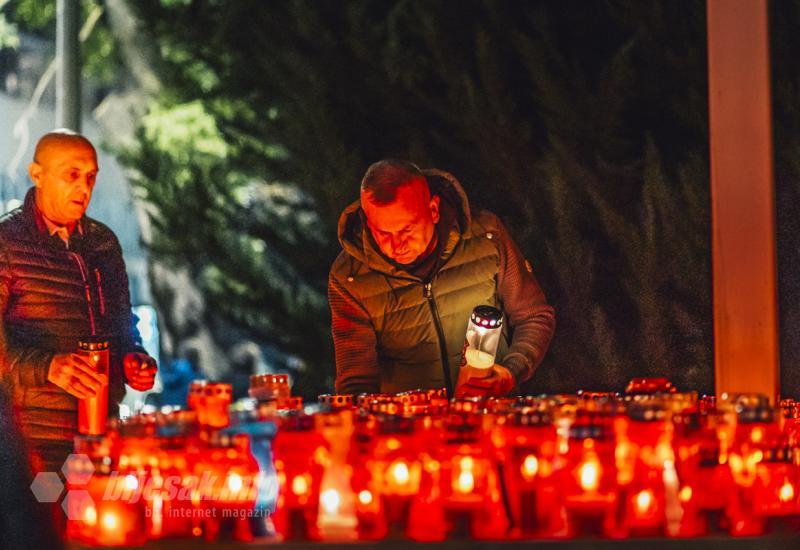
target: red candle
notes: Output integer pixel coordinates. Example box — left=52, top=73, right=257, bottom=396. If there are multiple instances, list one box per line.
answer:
left=559, top=405, right=620, bottom=538
left=271, top=412, right=328, bottom=540
left=492, top=407, right=565, bottom=539
left=408, top=407, right=508, bottom=541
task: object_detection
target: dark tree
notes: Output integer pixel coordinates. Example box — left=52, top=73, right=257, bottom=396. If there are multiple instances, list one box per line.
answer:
left=116, top=0, right=716, bottom=396
left=115, top=0, right=800, bottom=398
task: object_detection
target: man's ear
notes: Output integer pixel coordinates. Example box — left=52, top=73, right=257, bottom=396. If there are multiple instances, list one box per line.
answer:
left=28, top=162, right=42, bottom=187
left=430, top=194, right=441, bottom=224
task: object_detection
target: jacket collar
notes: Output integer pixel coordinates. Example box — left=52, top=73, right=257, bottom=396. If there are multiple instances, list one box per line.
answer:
left=337, top=168, right=472, bottom=279
left=22, top=188, right=87, bottom=247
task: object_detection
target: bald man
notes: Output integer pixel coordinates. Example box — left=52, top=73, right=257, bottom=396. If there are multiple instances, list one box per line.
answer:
left=0, top=130, right=157, bottom=473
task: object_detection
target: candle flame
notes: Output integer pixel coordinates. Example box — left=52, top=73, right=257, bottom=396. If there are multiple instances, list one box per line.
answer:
left=321, top=489, right=341, bottom=514
left=152, top=493, right=163, bottom=536
left=84, top=505, right=97, bottom=527
left=579, top=459, right=600, bottom=491
left=390, top=461, right=410, bottom=485
left=780, top=481, right=795, bottom=502
left=227, top=472, right=243, bottom=493
left=124, top=474, right=138, bottom=491
left=358, top=490, right=373, bottom=505
left=635, top=490, right=654, bottom=514
left=521, top=454, right=539, bottom=480
left=457, top=470, right=475, bottom=493
left=729, top=454, right=744, bottom=474
left=292, top=475, right=309, bottom=496
left=101, top=511, right=119, bottom=531
left=455, top=456, right=476, bottom=493
left=679, top=486, right=692, bottom=503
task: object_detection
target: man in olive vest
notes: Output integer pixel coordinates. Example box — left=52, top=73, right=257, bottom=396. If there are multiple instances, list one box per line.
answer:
left=329, top=160, right=555, bottom=398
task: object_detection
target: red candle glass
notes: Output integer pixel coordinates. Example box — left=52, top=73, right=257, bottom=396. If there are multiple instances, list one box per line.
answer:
left=77, top=339, right=110, bottom=435
left=65, top=435, right=147, bottom=547
left=719, top=394, right=797, bottom=536
left=271, top=412, right=329, bottom=540
left=249, top=373, right=291, bottom=406
left=189, top=382, right=232, bottom=428
left=191, top=431, right=260, bottom=542
left=559, top=405, right=620, bottom=538
left=408, top=407, right=509, bottom=541
left=493, top=406, right=565, bottom=539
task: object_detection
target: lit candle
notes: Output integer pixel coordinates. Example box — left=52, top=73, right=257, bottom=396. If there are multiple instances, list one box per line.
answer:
left=779, top=481, right=795, bottom=503
left=389, top=460, right=410, bottom=485
left=579, top=458, right=601, bottom=492
left=635, top=490, right=654, bottom=515
left=521, top=454, right=539, bottom=481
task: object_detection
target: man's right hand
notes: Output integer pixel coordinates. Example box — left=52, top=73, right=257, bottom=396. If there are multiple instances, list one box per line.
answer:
left=47, top=353, right=106, bottom=399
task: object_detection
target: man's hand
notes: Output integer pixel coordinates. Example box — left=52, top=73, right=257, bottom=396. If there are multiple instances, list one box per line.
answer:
left=124, top=352, right=158, bottom=391
left=47, top=353, right=106, bottom=399
left=455, top=364, right=515, bottom=399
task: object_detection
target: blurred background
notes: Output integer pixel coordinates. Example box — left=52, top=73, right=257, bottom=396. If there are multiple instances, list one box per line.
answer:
left=1, top=0, right=798, bottom=404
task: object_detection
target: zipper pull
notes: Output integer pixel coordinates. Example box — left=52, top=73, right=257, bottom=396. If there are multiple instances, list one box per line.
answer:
left=423, top=282, right=432, bottom=299
left=94, top=268, right=106, bottom=316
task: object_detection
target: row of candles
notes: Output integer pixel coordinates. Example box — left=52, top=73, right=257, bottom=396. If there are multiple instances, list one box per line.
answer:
left=63, top=376, right=800, bottom=545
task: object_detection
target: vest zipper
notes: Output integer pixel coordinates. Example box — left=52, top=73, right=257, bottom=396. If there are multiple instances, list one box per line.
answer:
left=423, top=281, right=453, bottom=398
left=70, top=252, right=96, bottom=336
left=94, top=268, right=106, bottom=316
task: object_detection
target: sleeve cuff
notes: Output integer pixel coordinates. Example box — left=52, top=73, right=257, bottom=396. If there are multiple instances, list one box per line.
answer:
left=22, top=353, right=53, bottom=387
left=501, top=352, right=531, bottom=383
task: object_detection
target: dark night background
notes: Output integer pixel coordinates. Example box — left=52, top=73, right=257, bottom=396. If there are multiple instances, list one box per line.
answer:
left=3, top=0, right=799, bottom=401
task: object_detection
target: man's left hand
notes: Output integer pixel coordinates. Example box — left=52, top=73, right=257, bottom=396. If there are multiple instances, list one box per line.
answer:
left=123, top=352, right=158, bottom=391
left=455, top=364, right=515, bottom=398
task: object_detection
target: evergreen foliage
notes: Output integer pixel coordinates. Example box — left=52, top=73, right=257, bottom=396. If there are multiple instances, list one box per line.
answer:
left=118, top=0, right=719, bottom=395
left=1, top=0, right=124, bottom=87
left=11, top=0, right=797, bottom=397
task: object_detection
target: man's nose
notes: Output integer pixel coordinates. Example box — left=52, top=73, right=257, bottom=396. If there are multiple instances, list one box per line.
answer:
left=390, top=234, right=406, bottom=253
left=76, top=177, right=91, bottom=195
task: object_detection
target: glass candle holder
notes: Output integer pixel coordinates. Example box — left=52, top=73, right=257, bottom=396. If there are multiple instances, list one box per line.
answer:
left=460, top=306, right=504, bottom=379
left=272, top=412, right=329, bottom=541
left=77, top=339, right=110, bottom=435
left=249, top=373, right=291, bottom=406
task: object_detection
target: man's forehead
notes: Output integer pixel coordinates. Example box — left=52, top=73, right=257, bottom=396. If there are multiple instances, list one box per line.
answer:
left=362, top=183, right=429, bottom=228
left=35, top=136, right=96, bottom=166
left=364, top=200, right=422, bottom=230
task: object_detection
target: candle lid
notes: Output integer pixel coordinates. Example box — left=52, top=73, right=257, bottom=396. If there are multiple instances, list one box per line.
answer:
left=624, top=377, right=676, bottom=395
left=77, top=339, right=109, bottom=351
left=250, top=373, right=290, bottom=389
left=319, top=394, right=354, bottom=409
left=470, top=305, right=503, bottom=328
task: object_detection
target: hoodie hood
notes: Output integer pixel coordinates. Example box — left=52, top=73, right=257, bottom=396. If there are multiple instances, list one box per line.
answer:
left=337, top=168, right=472, bottom=278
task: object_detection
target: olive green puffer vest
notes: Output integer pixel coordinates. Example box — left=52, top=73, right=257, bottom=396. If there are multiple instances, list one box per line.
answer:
left=334, top=170, right=506, bottom=394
